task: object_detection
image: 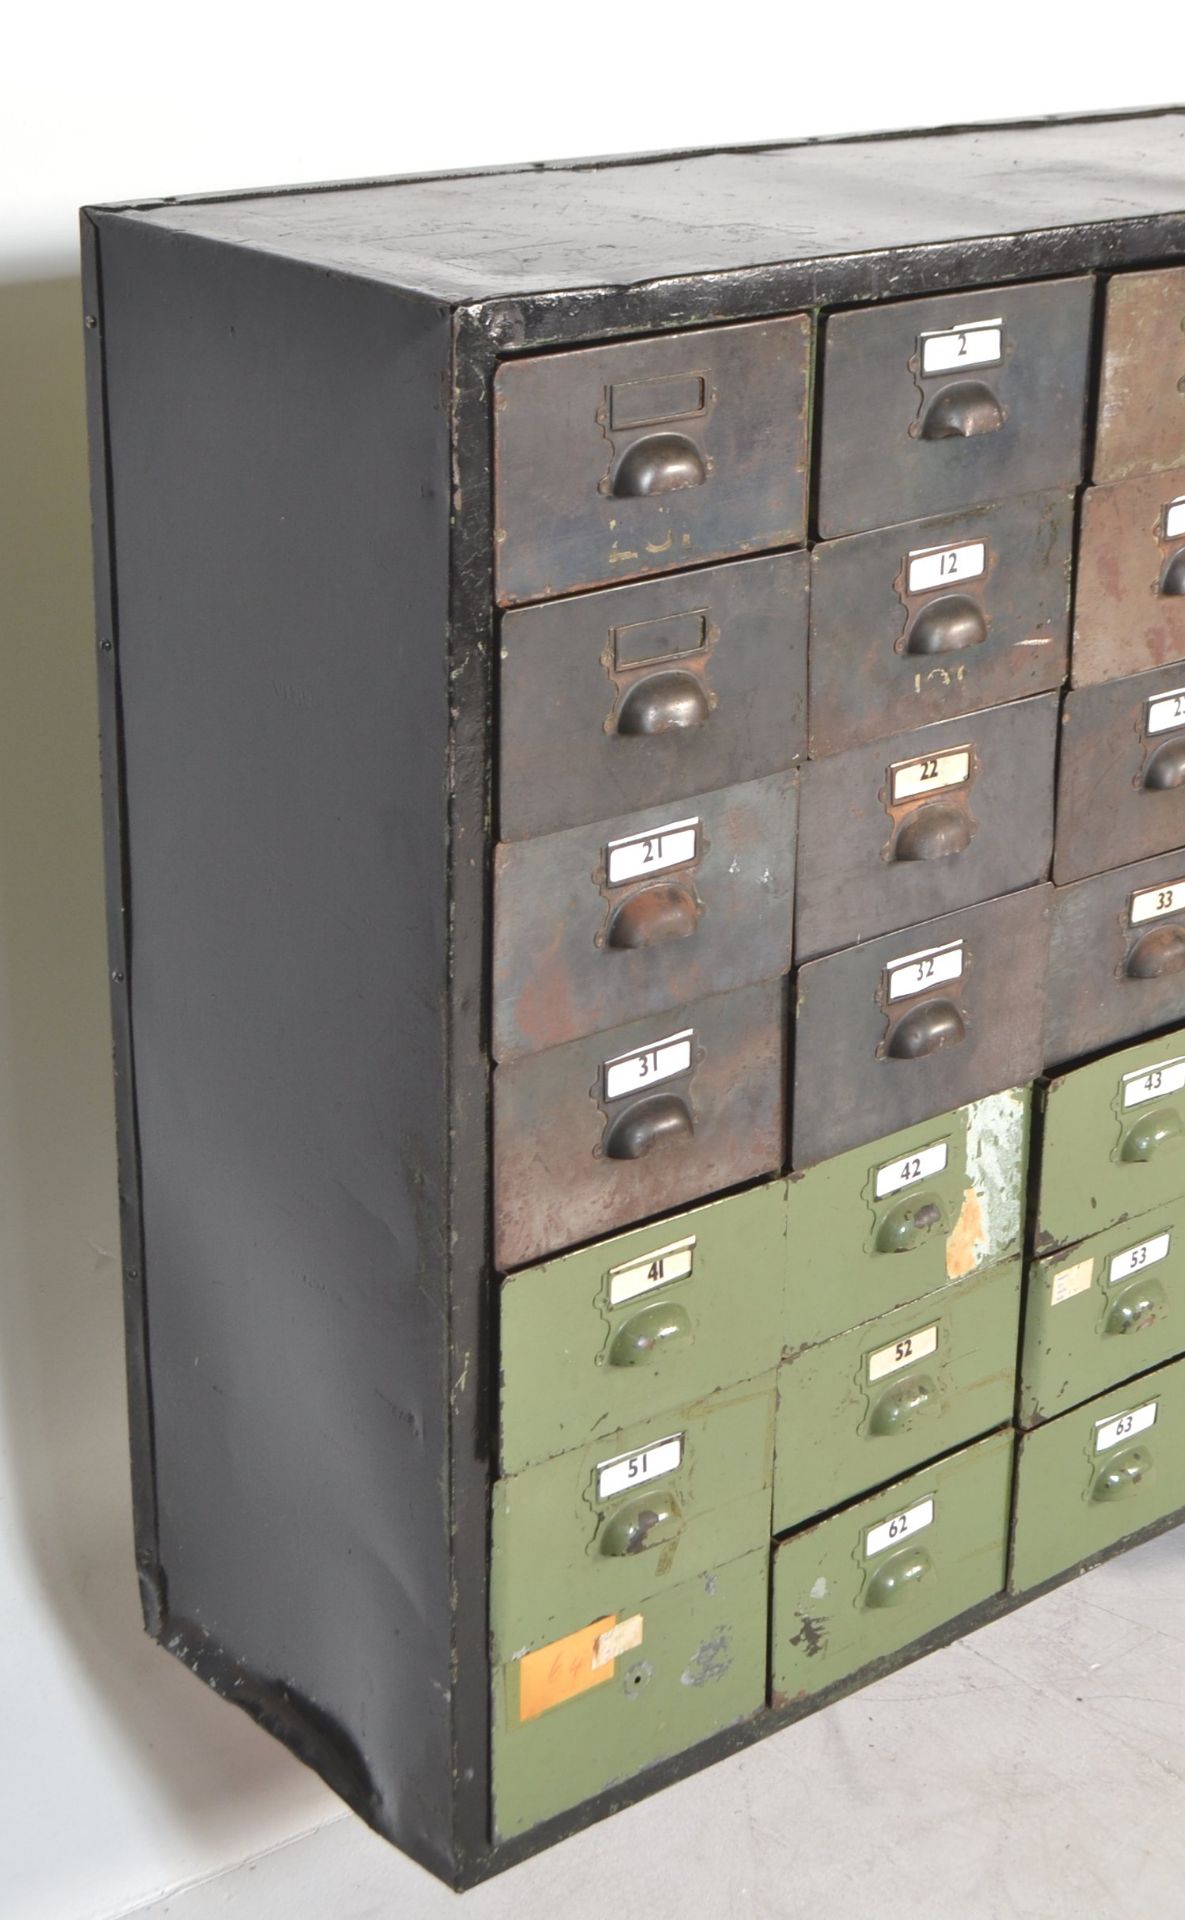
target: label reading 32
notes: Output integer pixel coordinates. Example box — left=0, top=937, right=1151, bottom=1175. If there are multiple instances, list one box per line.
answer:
left=919, top=318, right=1003, bottom=375
left=886, top=939, right=964, bottom=1004
left=907, top=540, right=987, bottom=596
left=597, top=1433, right=684, bottom=1500
left=604, top=1028, right=693, bottom=1102
left=1121, top=1056, right=1185, bottom=1110
left=606, top=817, right=700, bottom=886
left=890, top=747, right=972, bottom=805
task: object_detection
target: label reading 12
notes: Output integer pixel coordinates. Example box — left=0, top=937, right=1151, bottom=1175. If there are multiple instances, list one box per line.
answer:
left=1109, top=1231, right=1171, bottom=1285
left=606, top=817, right=699, bottom=886
left=867, top=1323, right=938, bottom=1383
left=890, top=747, right=972, bottom=805
left=609, top=1236, right=695, bottom=1307
left=1130, top=879, right=1185, bottom=926
left=907, top=540, right=987, bottom=596
left=1121, top=1056, right=1185, bottom=1110
left=604, top=1029, right=693, bottom=1103
left=919, top=318, right=1004, bottom=375
left=1094, top=1401, right=1157, bottom=1454
left=597, top=1433, right=683, bottom=1501
left=886, top=939, right=964, bottom=1004
left=1145, top=687, right=1185, bottom=737
left=874, top=1140, right=949, bottom=1200
left=865, top=1496, right=935, bottom=1559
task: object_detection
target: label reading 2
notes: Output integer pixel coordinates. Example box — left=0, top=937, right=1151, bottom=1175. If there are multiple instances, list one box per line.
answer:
left=607, top=817, right=700, bottom=886
left=597, top=1433, right=683, bottom=1500
left=907, top=540, right=987, bottom=596
left=890, top=747, right=972, bottom=805
left=1095, top=1400, right=1157, bottom=1453
left=609, top=1236, right=695, bottom=1307
left=874, top=1140, right=949, bottom=1199
left=1121, top=1056, right=1185, bottom=1109
left=1130, top=879, right=1185, bottom=925
left=1145, top=687, right=1185, bottom=737
left=604, top=1029, right=693, bottom=1102
left=1164, top=498, right=1185, bottom=542
left=1109, top=1231, right=1171, bottom=1285
left=886, top=939, right=965, bottom=1004
left=867, top=1323, right=938, bottom=1382
left=919, top=318, right=1004, bottom=375
left=865, top=1497, right=935, bottom=1558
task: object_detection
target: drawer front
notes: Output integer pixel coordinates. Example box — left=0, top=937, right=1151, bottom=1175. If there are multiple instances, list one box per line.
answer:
left=499, top=1182, right=787, bottom=1476
left=493, top=1547, right=767, bottom=1841
left=1021, top=1205, right=1185, bottom=1427
left=1035, top=1023, right=1185, bottom=1252
left=1045, top=850, right=1185, bottom=1069
left=786, top=1088, right=1029, bottom=1348
left=1010, top=1357, right=1185, bottom=1593
left=1054, top=665, right=1185, bottom=884
left=1094, top=267, right=1185, bottom=484
left=499, top=551, right=809, bottom=843
left=771, top=1431, right=1011, bottom=1705
left=817, top=278, right=1092, bottom=538
left=493, top=772, right=797, bottom=1062
left=796, top=694, right=1057, bottom=962
left=494, top=980, right=786, bottom=1271
left=493, top=317, right=811, bottom=606
left=1072, top=471, right=1185, bottom=686
left=772, top=1260, right=1020, bottom=1533
left=808, top=492, right=1073, bottom=758
left=792, top=886, right=1051, bottom=1169
left=489, top=1375, right=776, bottom=1658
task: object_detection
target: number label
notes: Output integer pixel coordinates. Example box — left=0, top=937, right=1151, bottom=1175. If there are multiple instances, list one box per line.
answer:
left=886, top=939, right=964, bottom=1004
left=866, top=1497, right=935, bottom=1558
left=1164, top=497, right=1185, bottom=542
left=1109, top=1230, right=1171, bottom=1285
left=1145, top=687, right=1185, bottom=737
left=919, top=319, right=1004, bottom=375
left=608, top=1236, right=696, bottom=1307
left=597, top=1433, right=683, bottom=1500
left=1130, top=879, right=1185, bottom=926
left=606, top=817, right=700, bottom=886
left=604, top=1028, right=693, bottom=1102
left=907, top=540, right=987, bottom=596
left=1095, top=1400, right=1157, bottom=1453
left=890, top=746, right=972, bottom=804
left=1121, top=1056, right=1185, bottom=1109
left=874, top=1140, right=949, bottom=1199
left=868, top=1323, right=938, bottom=1382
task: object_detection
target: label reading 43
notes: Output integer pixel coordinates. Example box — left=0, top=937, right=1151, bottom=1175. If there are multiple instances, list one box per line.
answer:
left=1121, top=1056, right=1185, bottom=1110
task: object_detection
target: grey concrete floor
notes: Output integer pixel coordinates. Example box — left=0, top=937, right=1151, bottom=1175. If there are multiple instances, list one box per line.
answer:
left=134, top=1527, right=1185, bottom=1920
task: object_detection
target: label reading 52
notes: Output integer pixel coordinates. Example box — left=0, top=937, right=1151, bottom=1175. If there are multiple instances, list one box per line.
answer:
left=606, top=817, right=700, bottom=887
left=868, top=1323, right=938, bottom=1383
left=604, top=1029, right=693, bottom=1102
left=1095, top=1400, right=1158, bottom=1454
left=886, top=939, right=965, bottom=1004
left=874, top=1140, right=949, bottom=1200
left=907, top=540, right=987, bottom=596
left=609, top=1236, right=695, bottom=1307
left=1121, top=1056, right=1185, bottom=1110
left=920, top=319, right=1004, bottom=375
left=597, top=1433, right=684, bottom=1500
left=891, top=747, right=972, bottom=805
left=865, top=1496, right=935, bottom=1559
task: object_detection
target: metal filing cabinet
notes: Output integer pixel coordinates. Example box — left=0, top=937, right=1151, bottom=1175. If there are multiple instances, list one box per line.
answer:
left=83, top=112, right=1185, bottom=1889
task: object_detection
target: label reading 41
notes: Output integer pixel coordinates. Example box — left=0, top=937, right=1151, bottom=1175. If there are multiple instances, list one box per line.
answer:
left=609, top=1236, right=695, bottom=1307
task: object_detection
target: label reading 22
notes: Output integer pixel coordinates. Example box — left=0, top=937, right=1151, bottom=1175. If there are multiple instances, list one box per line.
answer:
left=890, top=747, right=971, bottom=805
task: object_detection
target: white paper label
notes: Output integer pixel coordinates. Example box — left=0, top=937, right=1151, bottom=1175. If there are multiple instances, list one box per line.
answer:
left=606, top=817, right=699, bottom=886
left=868, top=1323, right=938, bottom=1383
left=1121, top=1056, right=1185, bottom=1109
left=920, top=319, right=1004, bottom=375
left=609, top=1236, right=695, bottom=1307
left=1050, top=1257, right=1094, bottom=1306
left=1109, top=1231, right=1171, bottom=1285
left=874, top=1140, right=949, bottom=1200
left=1145, top=687, right=1185, bottom=737
left=591, top=1614, right=644, bottom=1669
left=1130, top=880, right=1185, bottom=925
left=907, top=540, right=987, bottom=596
left=1095, top=1400, right=1158, bottom=1453
left=597, top=1433, right=683, bottom=1500
left=890, top=747, right=972, bottom=804
left=865, top=1497, right=935, bottom=1558
left=1165, top=497, right=1185, bottom=542
left=886, top=939, right=965, bottom=1003
left=604, top=1029, right=693, bottom=1102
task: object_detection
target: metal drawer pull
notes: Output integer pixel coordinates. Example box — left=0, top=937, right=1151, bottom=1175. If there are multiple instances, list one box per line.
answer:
left=1125, top=925, right=1185, bottom=979
left=606, top=882, right=701, bottom=950
left=919, top=379, right=1005, bottom=440
left=611, top=431, right=707, bottom=498
left=599, top=1494, right=682, bottom=1557
left=1159, top=549, right=1185, bottom=597
left=604, top=1093, right=694, bottom=1160
left=868, top=1373, right=937, bottom=1435
left=1091, top=1446, right=1154, bottom=1502
left=893, top=803, right=973, bottom=863
left=874, top=1193, right=946, bottom=1254
left=864, top=1545, right=933, bottom=1609
left=1120, top=1107, right=1185, bottom=1162
left=1105, top=1279, right=1167, bottom=1337
left=905, top=593, right=989, bottom=655
left=1142, top=737, right=1185, bottom=789
left=609, top=1302, right=694, bottom=1368
left=615, top=668, right=710, bottom=736
left=886, top=999, right=966, bottom=1059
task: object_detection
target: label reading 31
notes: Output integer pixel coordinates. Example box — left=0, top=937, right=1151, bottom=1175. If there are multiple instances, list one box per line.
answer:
left=890, top=746, right=972, bottom=805
left=919, top=318, right=1003, bottom=375
left=606, top=817, right=700, bottom=886
left=1121, top=1056, right=1185, bottom=1109
left=886, top=939, right=964, bottom=1004
left=604, top=1028, right=693, bottom=1102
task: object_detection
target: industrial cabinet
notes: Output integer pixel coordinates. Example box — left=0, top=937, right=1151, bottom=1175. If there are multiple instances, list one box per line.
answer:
left=82, top=108, right=1185, bottom=1888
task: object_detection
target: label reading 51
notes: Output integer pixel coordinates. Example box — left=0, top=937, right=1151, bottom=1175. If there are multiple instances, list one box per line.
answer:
left=1121, top=1056, right=1185, bottom=1109
left=865, top=1496, right=935, bottom=1559
left=597, top=1433, right=683, bottom=1500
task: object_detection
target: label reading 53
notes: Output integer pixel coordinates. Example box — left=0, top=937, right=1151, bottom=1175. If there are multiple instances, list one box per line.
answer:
left=597, top=1433, right=684, bottom=1500
left=1109, top=1231, right=1171, bottom=1285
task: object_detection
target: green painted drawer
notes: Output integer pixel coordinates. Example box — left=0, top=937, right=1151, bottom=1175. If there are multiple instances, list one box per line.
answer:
left=785, top=1087, right=1029, bottom=1348
left=493, top=1547, right=768, bottom=1841
left=1021, top=1204, right=1185, bottom=1426
left=499, top=1183, right=785, bottom=1476
left=1011, top=1355, right=1185, bottom=1593
left=491, top=1374, right=776, bottom=1658
left=771, top=1430, right=1012, bottom=1704
left=773, top=1260, right=1021, bottom=1532
left=1036, top=1026, right=1185, bottom=1252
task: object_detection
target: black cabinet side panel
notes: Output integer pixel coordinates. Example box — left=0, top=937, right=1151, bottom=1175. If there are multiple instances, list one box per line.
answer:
left=94, top=217, right=457, bottom=1876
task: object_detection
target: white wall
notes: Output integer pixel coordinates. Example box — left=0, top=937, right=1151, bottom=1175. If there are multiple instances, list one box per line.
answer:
left=0, top=13, right=1176, bottom=1917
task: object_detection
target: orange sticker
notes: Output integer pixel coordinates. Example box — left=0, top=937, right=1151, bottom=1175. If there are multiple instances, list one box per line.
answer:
left=517, top=1615, right=618, bottom=1723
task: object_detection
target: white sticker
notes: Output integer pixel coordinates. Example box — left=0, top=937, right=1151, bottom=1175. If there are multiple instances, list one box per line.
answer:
left=886, top=939, right=964, bottom=1004
left=890, top=747, right=972, bottom=804
left=868, top=1323, right=938, bottom=1383
left=919, top=319, right=1004, bottom=375
left=1165, top=497, right=1185, bottom=542
left=597, top=1433, right=683, bottom=1500
left=591, top=1614, right=644, bottom=1669
left=907, top=540, right=987, bottom=596
left=1145, top=687, right=1185, bottom=736
left=874, top=1140, right=949, bottom=1199
left=604, top=1029, right=693, bottom=1102
left=1095, top=1400, right=1158, bottom=1453
left=609, top=1236, right=695, bottom=1307
left=1109, top=1231, right=1171, bottom=1285
left=1050, top=1257, right=1094, bottom=1306
left=1130, top=880, right=1185, bottom=925
left=606, top=817, right=699, bottom=886
left=865, top=1497, right=935, bottom=1559
left=1121, top=1056, right=1185, bottom=1109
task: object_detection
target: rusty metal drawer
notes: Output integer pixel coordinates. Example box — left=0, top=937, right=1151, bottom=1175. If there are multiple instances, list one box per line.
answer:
left=795, top=694, right=1057, bottom=962
left=1054, top=665, right=1185, bottom=884
left=493, top=771, right=797, bottom=1062
left=499, top=551, right=808, bottom=843
left=493, top=317, right=811, bottom=607
left=1072, top=471, right=1185, bottom=686
left=817, top=278, right=1093, bottom=539
left=493, top=979, right=786, bottom=1271
left=1046, top=851, right=1185, bottom=1069
left=792, top=886, right=1051, bottom=1169
left=1094, top=267, right=1185, bottom=484
left=808, top=492, right=1073, bottom=757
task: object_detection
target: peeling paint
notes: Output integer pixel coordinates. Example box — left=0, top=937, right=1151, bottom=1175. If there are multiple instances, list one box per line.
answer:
left=681, top=1628, right=731, bottom=1687
left=947, top=1089, right=1025, bottom=1277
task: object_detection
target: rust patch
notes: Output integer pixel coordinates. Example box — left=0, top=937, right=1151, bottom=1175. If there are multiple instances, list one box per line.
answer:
left=946, top=1184, right=986, bottom=1280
